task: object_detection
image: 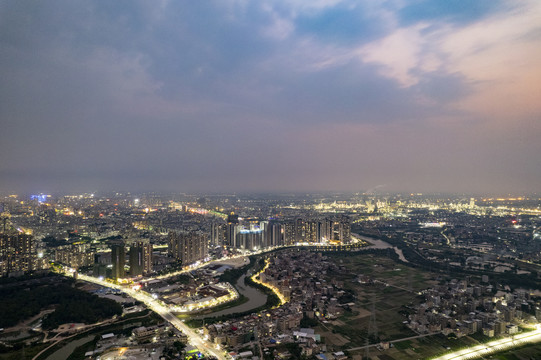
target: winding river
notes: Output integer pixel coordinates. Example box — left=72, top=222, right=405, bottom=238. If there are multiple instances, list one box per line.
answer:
left=45, top=335, right=95, bottom=360
left=355, top=233, right=408, bottom=262
left=191, top=274, right=267, bottom=319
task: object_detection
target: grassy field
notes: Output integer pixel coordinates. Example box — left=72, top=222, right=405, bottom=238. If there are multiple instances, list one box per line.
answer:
left=316, top=252, right=503, bottom=359
left=329, top=252, right=439, bottom=291
left=490, top=342, right=541, bottom=359
left=317, top=252, right=541, bottom=360
left=0, top=343, right=50, bottom=360
left=314, top=253, right=438, bottom=352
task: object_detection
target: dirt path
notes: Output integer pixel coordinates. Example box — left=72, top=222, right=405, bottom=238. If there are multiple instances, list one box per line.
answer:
left=3, top=309, right=55, bottom=333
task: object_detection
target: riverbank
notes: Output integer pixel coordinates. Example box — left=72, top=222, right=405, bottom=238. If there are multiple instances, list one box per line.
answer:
left=189, top=274, right=267, bottom=320
left=353, top=233, right=408, bottom=262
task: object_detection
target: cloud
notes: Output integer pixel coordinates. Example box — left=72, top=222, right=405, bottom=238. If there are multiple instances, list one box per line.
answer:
left=350, top=0, right=541, bottom=128
left=0, top=0, right=540, bottom=194
left=439, top=1, right=541, bottom=121
left=357, top=23, right=435, bottom=87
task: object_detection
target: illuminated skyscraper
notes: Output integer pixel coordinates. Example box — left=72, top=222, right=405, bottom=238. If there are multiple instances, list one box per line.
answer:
left=328, top=215, right=351, bottom=243
left=210, top=222, right=225, bottom=247
left=283, top=221, right=296, bottom=245
left=236, top=226, right=264, bottom=251
left=0, top=233, right=36, bottom=276
left=55, top=243, right=94, bottom=269
left=266, top=220, right=284, bottom=247
left=129, top=241, right=153, bottom=276
left=111, top=243, right=126, bottom=279
left=168, top=231, right=208, bottom=266
left=225, top=213, right=239, bottom=247
left=227, top=213, right=239, bottom=224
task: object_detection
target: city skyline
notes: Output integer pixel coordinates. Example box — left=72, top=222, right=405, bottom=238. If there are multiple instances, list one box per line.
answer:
left=1, top=1, right=540, bottom=194
left=1, top=183, right=541, bottom=358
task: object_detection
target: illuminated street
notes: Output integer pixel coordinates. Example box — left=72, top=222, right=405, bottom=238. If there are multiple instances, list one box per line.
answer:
left=250, top=259, right=286, bottom=305
left=76, top=274, right=228, bottom=360
left=433, top=327, right=541, bottom=360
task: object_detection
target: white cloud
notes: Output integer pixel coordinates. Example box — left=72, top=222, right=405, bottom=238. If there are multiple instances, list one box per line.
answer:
left=260, top=4, right=295, bottom=40
left=356, top=23, right=432, bottom=87
left=438, top=1, right=541, bottom=120
left=347, top=0, right=541, bottom=125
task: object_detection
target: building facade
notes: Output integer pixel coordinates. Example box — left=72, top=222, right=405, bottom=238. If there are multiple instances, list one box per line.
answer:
left=168, top=231, right=208, bottom=266
left=0, top=233, right=37, bottom=276
left=129, top=241, right=153, bottom=276
left=111, top=243, right=126, bottom=279
left=55, top=243, right=94, bottom=269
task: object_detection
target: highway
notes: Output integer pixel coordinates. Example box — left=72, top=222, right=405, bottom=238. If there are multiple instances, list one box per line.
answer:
left=433, top=327, right=541, bottom=360
left=75, top=273, right=228, bottom=360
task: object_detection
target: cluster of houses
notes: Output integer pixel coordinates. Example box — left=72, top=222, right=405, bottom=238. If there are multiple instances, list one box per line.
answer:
left=203, top=250, right=356, bottom=358
left=408, top=278, right=540, bottom=338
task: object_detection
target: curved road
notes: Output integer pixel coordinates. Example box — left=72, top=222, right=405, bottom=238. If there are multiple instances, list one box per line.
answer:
left=76, top=274, right=228, bottom=360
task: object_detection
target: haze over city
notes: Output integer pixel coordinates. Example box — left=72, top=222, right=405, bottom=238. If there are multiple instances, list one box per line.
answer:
left=1, top=0, right=540, bottom=194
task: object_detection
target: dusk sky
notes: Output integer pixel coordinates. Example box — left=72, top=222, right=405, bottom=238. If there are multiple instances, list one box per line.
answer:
left=1, top=0, right=540, bottom=195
